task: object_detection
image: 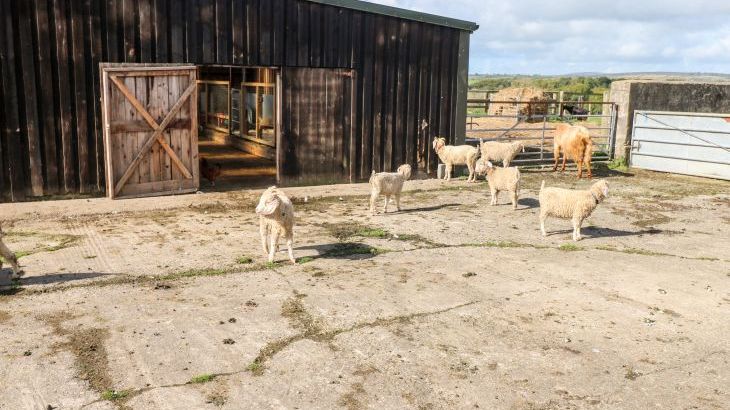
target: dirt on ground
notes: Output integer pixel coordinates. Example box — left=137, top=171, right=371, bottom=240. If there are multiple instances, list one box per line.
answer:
left=0, top=166, right=728, bottom=409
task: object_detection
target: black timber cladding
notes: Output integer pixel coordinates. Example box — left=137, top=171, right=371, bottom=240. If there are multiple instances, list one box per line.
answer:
left=0, top=0, right=476, bottom=200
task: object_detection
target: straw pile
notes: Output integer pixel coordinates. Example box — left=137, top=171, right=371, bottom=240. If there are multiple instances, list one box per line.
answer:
left=488, top=87, right=549, bottom=118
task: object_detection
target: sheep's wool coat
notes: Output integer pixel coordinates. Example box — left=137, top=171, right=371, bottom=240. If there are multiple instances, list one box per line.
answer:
left=487, top=167, right=521, bottom=191
left=480, top=141, right=523, bottom=165
left=540, top=181, right=608, bottom=220
left=256, top=187, right=294, bottom=238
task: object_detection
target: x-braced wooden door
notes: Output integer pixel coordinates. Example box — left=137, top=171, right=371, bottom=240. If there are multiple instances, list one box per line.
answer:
left=101, top=65, right=199, bottom=199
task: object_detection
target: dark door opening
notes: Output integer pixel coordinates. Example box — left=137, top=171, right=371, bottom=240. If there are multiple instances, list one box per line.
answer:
left=197, top=66, right=278, bottom=190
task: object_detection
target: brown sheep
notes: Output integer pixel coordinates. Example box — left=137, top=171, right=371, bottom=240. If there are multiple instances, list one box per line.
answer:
left=553, top=123, right=593, bottom=179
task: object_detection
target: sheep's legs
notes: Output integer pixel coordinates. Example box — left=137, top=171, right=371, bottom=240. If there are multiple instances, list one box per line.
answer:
left=369, top=192, right=379, bottom=215
left=585, top=159, right=593, bottom=179
left=552, top=147, right=561, bottom=171
left=467, top=163, right=475, bottom=182
left=561, top=154, right=567, bottom=172
left=511, top=190, right=518, bottom=210
left=576, top=159, right=584, bottom=179
left=572, top=218, right=583, bottom=241
left=0, top=240, right=21, bottom=279
left=286, top=237, right=295, bottom=264
left=540, top=213, right=548, bottom=237
left=395, top=193, right=401, bottom=211
left=490, top=189, right=498, bottom=206
left=259, top=220, right=269, bottom=255
left=268, top=233, right=280, bottom=263
left=445, top=164, right=453, bottom=181
left=383, top=196, right=390, bottom=213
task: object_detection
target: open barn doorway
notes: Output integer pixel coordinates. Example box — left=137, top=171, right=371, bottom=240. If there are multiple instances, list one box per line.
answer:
left=197, top=66, right=278, bottom=190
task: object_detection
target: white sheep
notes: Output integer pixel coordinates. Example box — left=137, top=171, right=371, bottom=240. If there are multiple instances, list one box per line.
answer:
left=369, top=164, right=412, bottom=215
left=539, top=180, right=609, bottom=241
left=476, top=160, right=520, bottom=209
left=0, top=226, right=22, bottom=280
left=479, top=140, right=525, bottom=167
left=256, top=186, right=296, bottom=264
left=432, top=137, right=480, bottom=182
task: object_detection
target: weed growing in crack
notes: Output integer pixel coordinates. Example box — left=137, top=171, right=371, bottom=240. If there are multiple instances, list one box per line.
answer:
left=247, top=361, right=264, bottom=375
left=162, top=267, right=234, bottom=280
left=190, top=374, right=216, bottom=384
left=558, top=243, right=582, bottom=252
left=236, top=256, right=254, bottom=265
left=324, top=243, right=390, bottom=258
left=101, top=390, right=129, bottom=401
left=297, top=256, right=315, bottom=264
left=356, top=228, right=390, bottom=239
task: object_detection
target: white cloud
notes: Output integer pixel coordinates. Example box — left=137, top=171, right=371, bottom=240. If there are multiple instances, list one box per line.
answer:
left=367, top=0, right=730, bottom=74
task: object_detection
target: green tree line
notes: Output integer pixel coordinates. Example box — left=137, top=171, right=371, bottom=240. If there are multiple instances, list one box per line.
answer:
left=469, top=76, right=615, bottom=95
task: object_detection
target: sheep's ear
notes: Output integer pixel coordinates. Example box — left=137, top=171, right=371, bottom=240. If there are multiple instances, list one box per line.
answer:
left=602, top=184, right=609, bottom=197
left=487, top=161, right=494, bottom=167
left=256, top=197, right=280, bottom=215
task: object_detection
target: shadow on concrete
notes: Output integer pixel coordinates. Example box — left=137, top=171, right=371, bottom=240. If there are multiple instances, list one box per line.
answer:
left=0, top=271, right=112, bottom=289
left=397, top=203, right=462, bottom=214
left=517, top=198, right=540, bottom=209
left=297, top=242, right=383, bottom=261
left=544, top=226, right=662, bottom=239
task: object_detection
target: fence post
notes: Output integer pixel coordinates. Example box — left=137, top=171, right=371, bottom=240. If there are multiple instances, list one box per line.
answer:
left=558, top=91, right=564, bottom=118
left=541, top=112, right=547, bottom=161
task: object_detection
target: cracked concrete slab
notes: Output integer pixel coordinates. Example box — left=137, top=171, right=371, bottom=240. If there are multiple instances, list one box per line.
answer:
left=0, top=168, right=729, bottom=409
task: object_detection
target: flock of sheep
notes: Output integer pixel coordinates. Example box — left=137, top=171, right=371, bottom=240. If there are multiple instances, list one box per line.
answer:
left=256, top=123, right=608, bottom=264
left=0, top=123, right=608, bottom=278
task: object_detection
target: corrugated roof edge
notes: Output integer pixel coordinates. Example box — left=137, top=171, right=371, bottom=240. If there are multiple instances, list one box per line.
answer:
left=306, top=0, right=479, bottom=32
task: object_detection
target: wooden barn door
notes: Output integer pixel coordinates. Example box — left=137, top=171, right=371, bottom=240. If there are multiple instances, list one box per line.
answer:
left=279, top=68, right=354, bottom=185
left=101, top=65, right=199, bottom=199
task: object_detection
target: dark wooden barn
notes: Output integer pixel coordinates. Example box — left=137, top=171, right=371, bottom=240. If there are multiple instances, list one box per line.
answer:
left=0, top=0, right=477, bottom=200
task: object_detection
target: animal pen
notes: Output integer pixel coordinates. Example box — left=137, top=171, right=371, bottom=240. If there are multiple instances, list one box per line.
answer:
left=465, top=99, right=618, bottom=167
left=0, top=0, right=477, bottom=201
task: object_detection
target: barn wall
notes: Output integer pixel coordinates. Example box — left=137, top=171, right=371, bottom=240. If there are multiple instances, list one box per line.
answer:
left=610, top=80, right=730, bottom=159
left=0, top=0, right=468, bottom=200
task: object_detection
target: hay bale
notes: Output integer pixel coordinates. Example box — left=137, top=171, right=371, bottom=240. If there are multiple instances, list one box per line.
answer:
left=488, top=87, right=549, bottom=118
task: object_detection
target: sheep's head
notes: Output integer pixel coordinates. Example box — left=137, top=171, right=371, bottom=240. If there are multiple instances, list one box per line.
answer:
left=256, top=186, right=282, bottom=216
left=475, top=159, right=487, bottom=176
left=432, top=137, right=446, bottom=152
left=475, top=159, right=494, bottom=176
left=397, top=164, right=412, bottom=180
left=515, top=142, right=525, bottom=153
left=590, top=180, right=609, bottom=201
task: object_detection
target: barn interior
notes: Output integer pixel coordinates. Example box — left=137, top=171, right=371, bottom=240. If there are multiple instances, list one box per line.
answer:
left=197, top=66, right=278, bottom=189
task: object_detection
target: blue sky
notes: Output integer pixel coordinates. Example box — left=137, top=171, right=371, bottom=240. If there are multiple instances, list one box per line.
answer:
left=369, top=0, right=730, bottom=75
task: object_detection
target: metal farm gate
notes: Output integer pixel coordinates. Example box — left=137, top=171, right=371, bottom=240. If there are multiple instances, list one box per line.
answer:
left=630, top=111, right=730, bottom=180
left=464, top=100, right=618, bottom=166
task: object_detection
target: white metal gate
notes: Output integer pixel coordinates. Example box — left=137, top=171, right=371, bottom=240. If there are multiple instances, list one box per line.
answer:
left=630, top=111, right=730, bottom=180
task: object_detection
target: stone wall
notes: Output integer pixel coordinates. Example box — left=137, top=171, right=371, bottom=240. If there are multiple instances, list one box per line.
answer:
left=609, top=80, right=730, bottom=159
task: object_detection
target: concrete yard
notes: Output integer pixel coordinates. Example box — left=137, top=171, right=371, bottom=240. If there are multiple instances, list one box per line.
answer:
left=1, top=167, right=728, bottom=409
